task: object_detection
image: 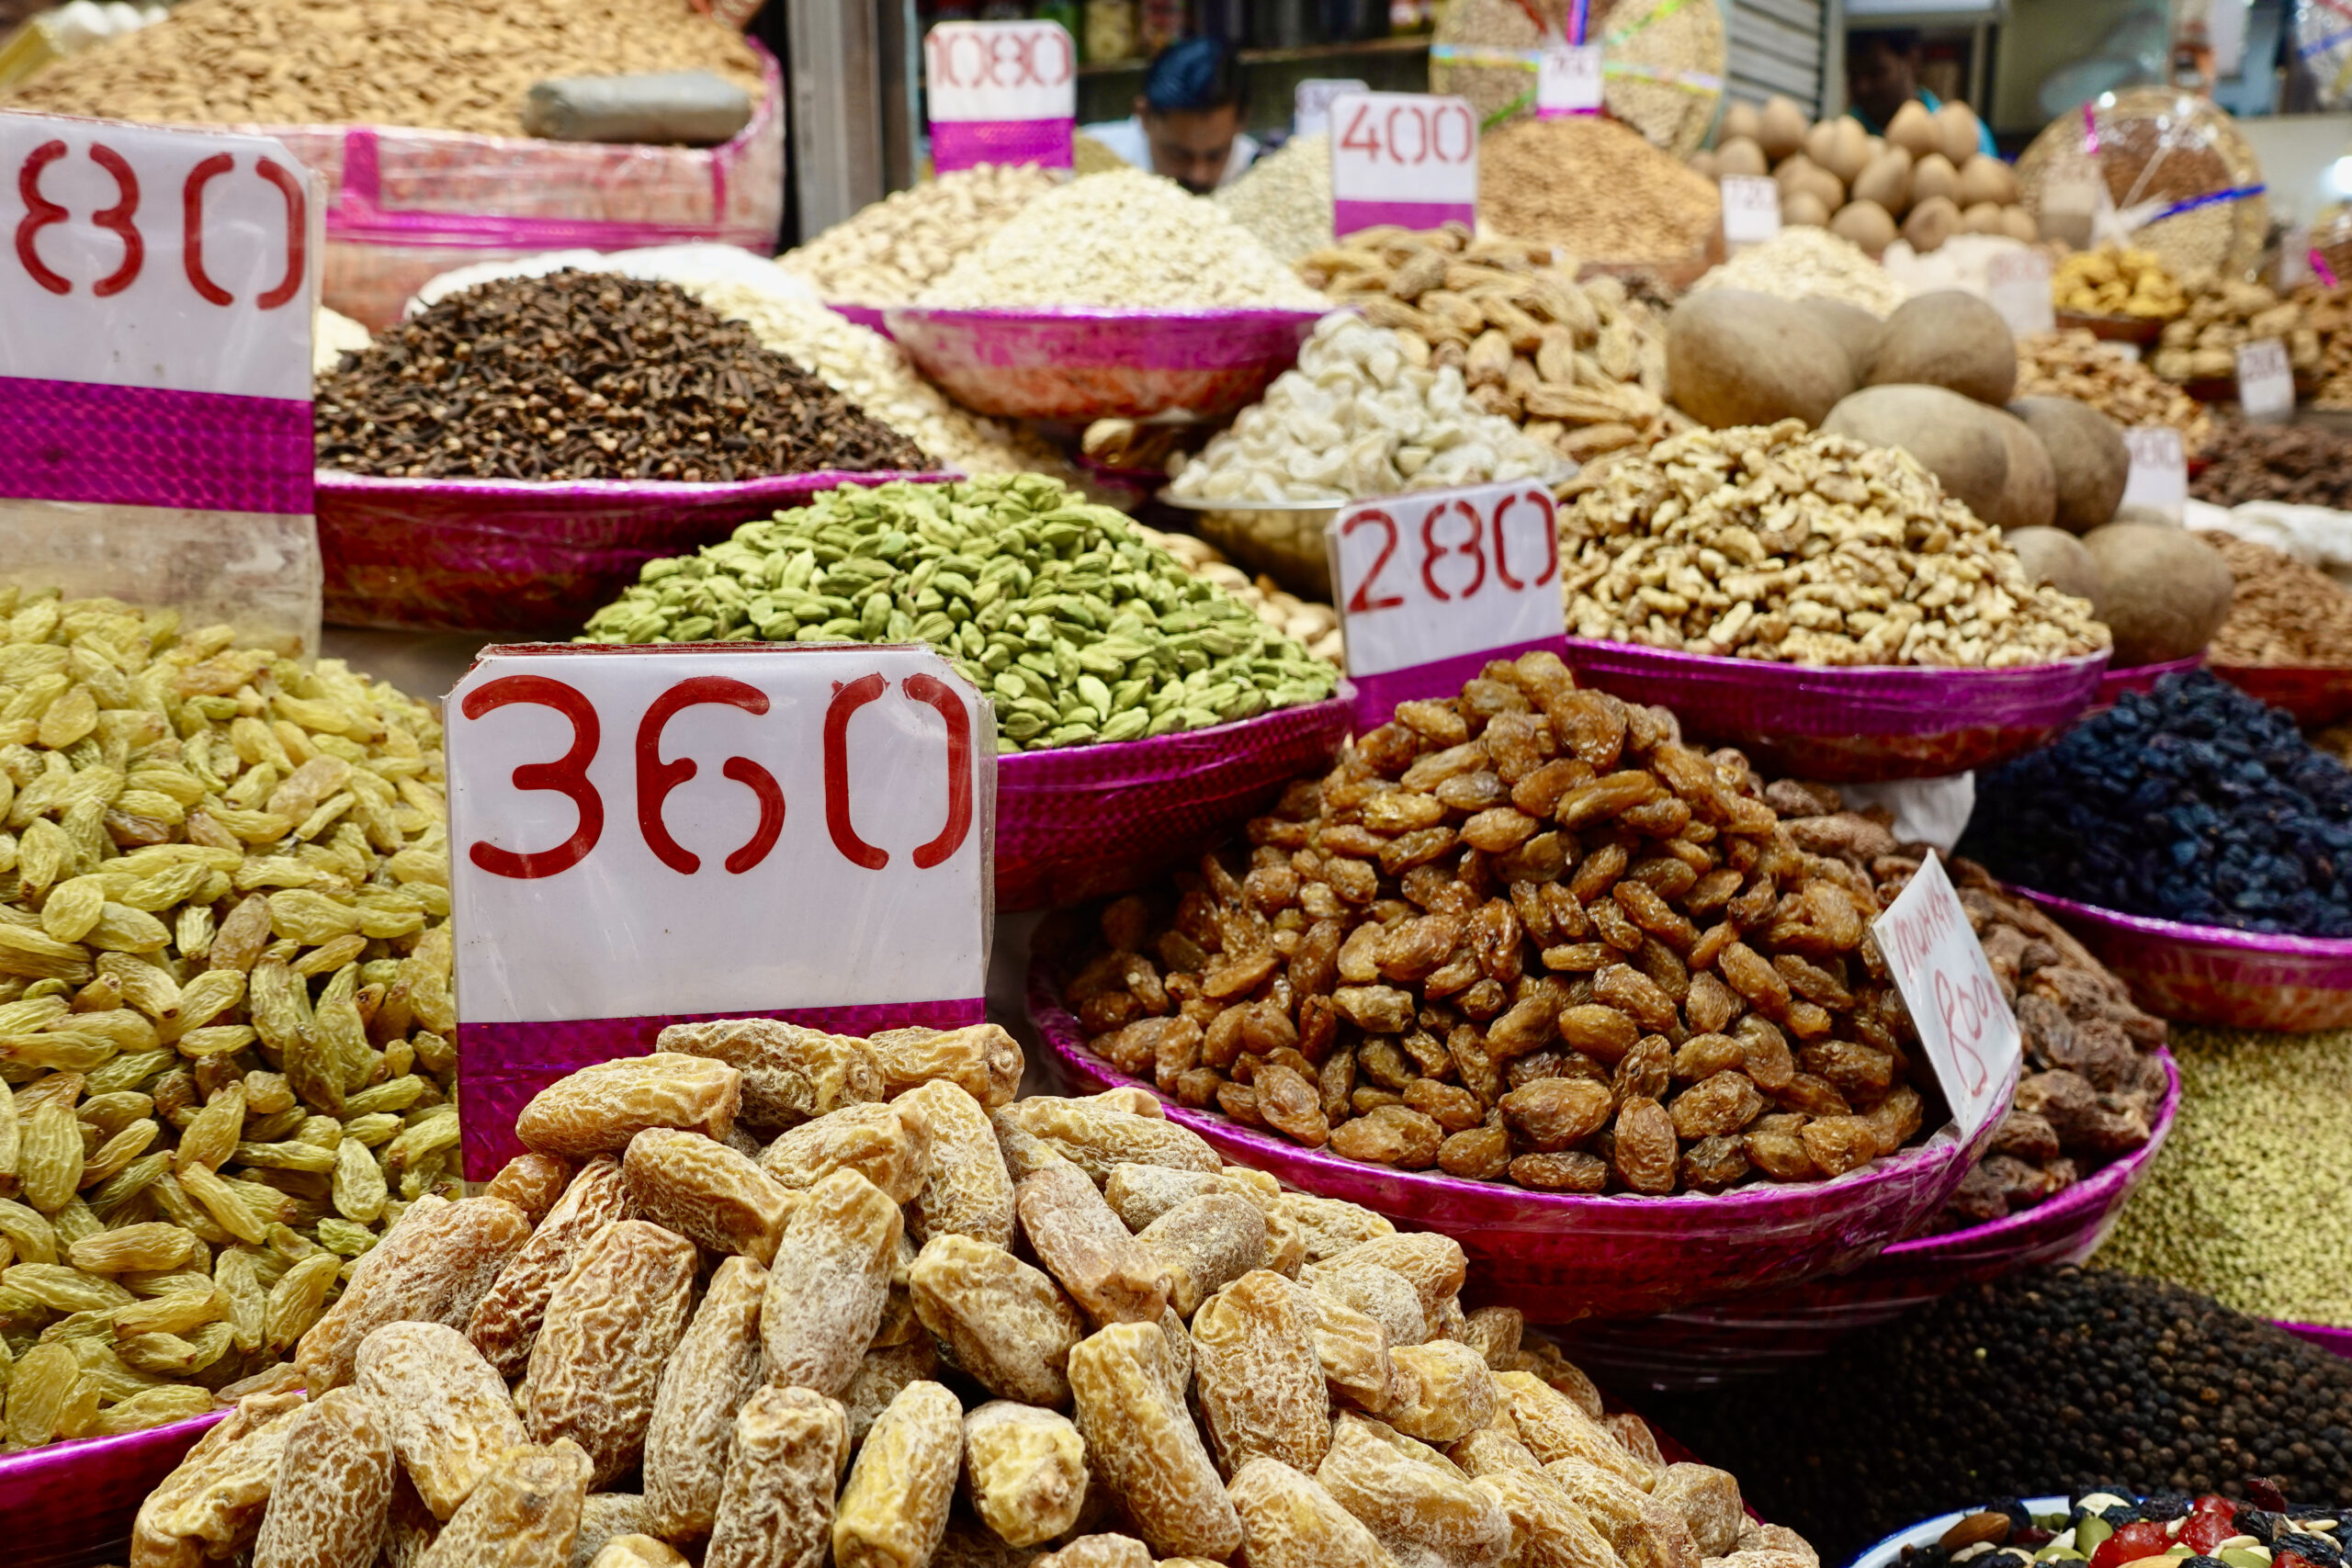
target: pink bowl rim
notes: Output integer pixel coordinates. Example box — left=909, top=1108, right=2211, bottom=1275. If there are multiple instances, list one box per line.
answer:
left=1563, top=637, right=2112, bottom=688
left=995, top=693, right=1353, bottom=782
left=2209, top=660, right=2352, bottom=682
left=1877, top=1046, right=2179, bottom=1260
left=1029, top=955, right=1976, bottom=1222
left=313, top=468, right=956, bottom=500
left=2102, top=652, right=2206, bottom=682
left=883, top=303, right=1331, bottom=329
left=2016, top=886, right=2352, bottom=964
left=0, top=1404, right=226, bottom=1482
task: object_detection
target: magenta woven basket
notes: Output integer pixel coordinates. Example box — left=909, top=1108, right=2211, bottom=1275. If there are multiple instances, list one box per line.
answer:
left=2018, top=888, right=2352, bottom=1032
left=995, top=694, right=1352, bottom=910
left=2211, top=663, right=2352, bottom=728
left=829, top=301, right=895, bottom=339
left=883, top=304, right=1326, bottom=422
left=0, top=1408, right=227, bottom=1568
left=318, top=468, right=950, bottom=637
left=1030, top=959, right=1997, bottom=1322
left=1556, top=1050, right=2179, bottom=1390
left=1556, top=639, right=2109, bottom=783
left=2282, top=1321, right=2352, bottom=1359
left=2088, top=653, right=2204, bottom=714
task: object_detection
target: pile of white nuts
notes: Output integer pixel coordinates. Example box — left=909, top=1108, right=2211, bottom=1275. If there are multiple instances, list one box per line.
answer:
left=778, top=164, right=1063, bottom=305
left=1559, top=421, right=2111, bottom=667
left=919, top=169, right=1327, bottom=310
left=1166, top=313, right=1560, bottom=503
left=1690, top=228, right=1908, bottom=317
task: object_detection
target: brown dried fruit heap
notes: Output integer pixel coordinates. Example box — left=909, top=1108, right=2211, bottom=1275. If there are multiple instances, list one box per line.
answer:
left=1051, top=649, right=1944, bottom=1195
left=134, top=1037, right=1824, bottom=1568
left=314, top=272, right=928, bottom=483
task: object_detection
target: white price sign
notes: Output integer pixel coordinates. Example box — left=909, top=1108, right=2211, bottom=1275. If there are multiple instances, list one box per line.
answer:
left=1871, top=852, right=2023, bottom=1145
left=923, top=20, right=1076, bottom=174
left=2120, top=424, right=2187, bottom=516
left=2235, top=337, right=2295, bottom=421
left=1325, top=479, right=1565, bottom=728
left=1329, top=91, right=1478, bottom=238
left=1295, top=78, right=1367, bottom=139
left=1536, top=43, right=1603, bottom=116
left=1720, top=175, right=1781, bottom=247
left=1985, top=248, right=2055, bottom=338
left=450, top=644, right=993, bottom=1031
left=0, top=112, right=314, bottom=399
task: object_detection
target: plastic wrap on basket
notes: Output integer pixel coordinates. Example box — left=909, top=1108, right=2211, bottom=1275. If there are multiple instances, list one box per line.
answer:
left=1559, top=638, right=2108, bottom=782
left=2090, top=653, right=2205, bottom=713
left=1556, top=1050, right=2180, bottom=1390
left=278, top=46, right=786, bottom=328
left=317, top=468, right=949, bottom=636
left=0, top=1408, right=228, bottom=1568
left=1029, top=955, right=2006, bottom=1323
left=994, top=694, right=1354, bottom=910
left=2211, top=663, right=2352, bottom=728
left=2017, top=888, right=2352, bottom=1032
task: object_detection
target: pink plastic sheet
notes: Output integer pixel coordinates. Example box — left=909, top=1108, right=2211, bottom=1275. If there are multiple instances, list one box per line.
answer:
left=2089, top=653, right=2205, bottom=714
left=995, top=695, right=1353, bottom=909
left=2018, top=888, right=2352, bottom=1032
left=0, top=1408, right=227, bottom=1568
left=2282, top=1320, right=2352, bottom=1359
left=830, top=302, right=895, bottom=339
left=1030, top=957, right=1999, bottom=1322
left=1558, top=639, right=2109, bottom=783
left=317, top=468, right=949, bottom=636
left=2211, top=663, right=2352, bottom=728
left=1556, top=1050, right=2180, bottom=1390
left=883, top=304, right=1326, bottom=422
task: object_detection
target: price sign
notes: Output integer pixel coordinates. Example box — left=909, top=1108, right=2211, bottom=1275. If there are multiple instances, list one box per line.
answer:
left=1872, top=852, right=2022, bottom=1145
left=449, top=643, right=995, bottom=1175
left=2119, top=424, right=2187, bottom=518
left=1720, top=175, right=1781, bottom=247
left=924, top=20, right=1076, bottom=174
left=1295, top=78, right=1367, bottom=140
left=1536, top=43, right=1603, bottom=117
left=1329, top=91, right=1477, bottom=239
left=1325, top=479, right=1566, bottom=729
left=1986, top=248, right=2055, bottom=338
left=2236, top=337, right=2295, bottom=422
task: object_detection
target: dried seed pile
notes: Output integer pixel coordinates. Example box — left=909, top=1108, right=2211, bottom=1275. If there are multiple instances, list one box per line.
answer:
left=1691, top=228, right=1909, bottom=318
left=1054, top=650, right=1945, bottom=1194
left=580, top=476, right=1339, bottom=750
left=918, top=168, right=1329, bottom=310
left=1747, top=788, right=2166, bottom=1234
left=132, top=1035, right=1823, bottom=1568
left=5, top=0, right=761, bottom=135
left=314, top=273, right=925, bottom=483
left=2097, top=1026, right=2352, bottom=1328
left=1559, top=422, right=2110, bottom=667
left=1652, top=1268, right=2352, bottom=1559
left=1216, top=131, right=1335, bottom=265
left=1480, top=117, right=1720, bottom=266
left=1962, top=671, right=2352, bottom=937
left=0, top=589, right=456, bottom=1450
left=2198, top=531, right=2352, bottom=666
left=2192, top=418, right=2352, bottom=507
left=2016, top=331, right=2214, bottom=457
left=777, top=164, right=1065, bottom=307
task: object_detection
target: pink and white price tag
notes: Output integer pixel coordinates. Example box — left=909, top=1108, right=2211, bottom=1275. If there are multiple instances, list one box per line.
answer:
left=2235, top=337, right=2295, bottom=422
left=1536, top=43, right=1603, bottom=116
left=448, top=643, right=995, bottom=1175
left=1325, top=479, right=1565, bottom=730
left=1329, top=91, right=1477, bottom=239
left=924, top=20, right=1077, bottom=175
left=2120, top=424, right=2187, bottom=518
left=1871, top=852, right=2023, bottom=1144
left=1986, top=247, right=2055, bottom=338
left=1720, top=175, right=1780, bottom=247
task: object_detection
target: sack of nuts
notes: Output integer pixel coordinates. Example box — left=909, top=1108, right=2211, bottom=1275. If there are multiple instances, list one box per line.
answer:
left=1050, top=650, right=1945, bottom=1198
left=128, top=1034, right=1824, bottom=1568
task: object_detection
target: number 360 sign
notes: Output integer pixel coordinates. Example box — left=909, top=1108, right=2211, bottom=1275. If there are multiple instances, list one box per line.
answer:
left=448, top=645, right=994, bottom=1029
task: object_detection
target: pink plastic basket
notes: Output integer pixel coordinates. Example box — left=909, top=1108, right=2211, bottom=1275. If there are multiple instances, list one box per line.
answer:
left=2017, top=888, right=2352, bottom=1032
left=829, top=302, right=895, bottom=339
left=1555, top=1050, right=2180, bottom=1390
left=2281, top=1320, right=2352, bottom=1359
left=2211, top=663, right=2352, bottom=728
left=318, top=468, right=950, bottom=637
left=2088, top=653, right=2204, bottom=713
left=1030, top=958, right=1999, bottom=1322
left=883, top=304, right=1327, bottom=422
left=1557, top=639, right=2109, bottom=783
left=995, top=695, right=1352, bottom=910
left=0, top=1408, right=228, bottom=1568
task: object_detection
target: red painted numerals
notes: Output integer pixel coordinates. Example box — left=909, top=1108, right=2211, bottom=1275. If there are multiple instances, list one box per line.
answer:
left=1336, top=97, right=1475, bottom=166
left=12, top=141, right=304, bottom=305
left=1345, top=489, right=1556, bottom=615
left=926, top=24, right=1073, bottom=90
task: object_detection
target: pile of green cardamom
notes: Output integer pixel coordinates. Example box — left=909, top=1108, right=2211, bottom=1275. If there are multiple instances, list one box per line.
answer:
left=581, top=476, right=1340, bottom=750
left=2096, top=1025, right=2352, bottom=1328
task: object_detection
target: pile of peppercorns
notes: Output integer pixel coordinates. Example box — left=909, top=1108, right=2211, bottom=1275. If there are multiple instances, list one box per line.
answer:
left=1645, top=1267, right=2352, bottom=1562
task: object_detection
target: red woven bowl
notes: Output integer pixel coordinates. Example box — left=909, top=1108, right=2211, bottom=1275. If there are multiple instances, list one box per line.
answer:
left=2210, top=663, right=2352, bottom=728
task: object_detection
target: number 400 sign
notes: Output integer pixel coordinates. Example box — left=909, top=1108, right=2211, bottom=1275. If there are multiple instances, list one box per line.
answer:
left=1329, top=91, right=1477, bottom=238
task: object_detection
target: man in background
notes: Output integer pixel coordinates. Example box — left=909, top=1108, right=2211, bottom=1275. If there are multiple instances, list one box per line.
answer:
left=1847, top=28, right=1999, bottom=153
left=1081, top=37, right=1258, bottom=192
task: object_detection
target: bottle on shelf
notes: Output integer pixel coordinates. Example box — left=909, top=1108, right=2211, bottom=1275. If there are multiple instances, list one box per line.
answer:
left=1084, top=0, right=1138, bottom=62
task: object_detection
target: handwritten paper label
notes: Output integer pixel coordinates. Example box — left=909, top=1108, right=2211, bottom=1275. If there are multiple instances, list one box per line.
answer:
left=2236, top=337, right=2294, bottom=422
left=1536, top=43, right=1603, bottom=116
left=2120, top=424, right=2188, bottom=518
left=1329, top=91, right=1478, bottom=238
left=924, top=20, right=1077, bottom=174
left=1720, top=175, right=1781, bottom=247
left=1872, top=852, right=2023, bottom=1144
left=1986, top=248, right=2056, bottom=338
left=1295, top=78, right=1368, bottom=139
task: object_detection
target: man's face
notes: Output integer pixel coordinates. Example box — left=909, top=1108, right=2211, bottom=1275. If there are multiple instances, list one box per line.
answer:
left=1849, top=42, right=1916, bottom=129
left=1141, top=103, right=1244, bottom=193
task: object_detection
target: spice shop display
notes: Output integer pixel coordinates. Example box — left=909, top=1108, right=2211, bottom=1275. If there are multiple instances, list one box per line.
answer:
left=776, top=164, right=1066, bottom=310
left=2014, top=89, right=2269, bottom=282
left=2051, top=245, right=2189, bottom=328
left=2017, top=332, right=2216, bottom=456
left=2150, top=277, right=2320, bottom=388
left=1692, top=94, right=2026, bottom=255
left=1430, top=0, right=1727, bottom=157
left=1297, top=227, right=1683, bottom=463
left=1878, top=233, right=2039, bottom=306
left=2191, top=419, right=2352, bottom=507
left=1645, top=1267, right=2352, bottom=1562
left=1215, top=131, right=1335, bottom=267
left=2100, top=1025, right=2352, bottom=1331
left=1690, top=228, right=1910, bottom=318
left=124, top=1041, right=1824, bottom=1568
left=2199, top=531, right=2352, bottom=669
left=1479, top=116, right=1722, bottom=276
left=0, top=589, right=456, bottom=1450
